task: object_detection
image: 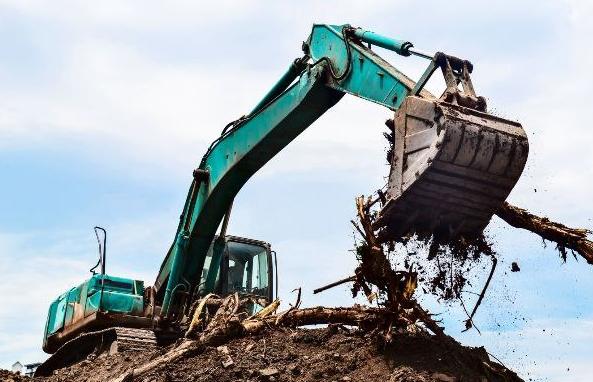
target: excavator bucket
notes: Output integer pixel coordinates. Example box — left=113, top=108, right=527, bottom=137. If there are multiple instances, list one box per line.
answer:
left=375, top=95, right=528, bottom=240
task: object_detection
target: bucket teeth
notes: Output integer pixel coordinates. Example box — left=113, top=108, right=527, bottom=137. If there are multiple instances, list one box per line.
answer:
left=376, top=96, right=528, bottom=240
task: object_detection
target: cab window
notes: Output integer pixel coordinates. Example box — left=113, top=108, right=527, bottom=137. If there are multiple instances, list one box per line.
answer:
left=226, top=240, right=270, bottom=298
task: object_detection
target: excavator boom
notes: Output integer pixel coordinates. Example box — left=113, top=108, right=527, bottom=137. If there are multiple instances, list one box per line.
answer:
left=155, top=24, right=528, bottom=318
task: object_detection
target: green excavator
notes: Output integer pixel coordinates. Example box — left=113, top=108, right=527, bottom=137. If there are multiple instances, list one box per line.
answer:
left=36, top=24, right=528, bottom=376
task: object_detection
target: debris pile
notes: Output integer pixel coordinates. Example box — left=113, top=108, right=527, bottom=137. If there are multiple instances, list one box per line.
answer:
left=19, top=325, right=522, bottom=382
left=0, top=369, right=30, bottom=382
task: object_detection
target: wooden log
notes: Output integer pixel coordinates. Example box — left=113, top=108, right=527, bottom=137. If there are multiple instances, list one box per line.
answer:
left=496, top=202, right=593, bottom=264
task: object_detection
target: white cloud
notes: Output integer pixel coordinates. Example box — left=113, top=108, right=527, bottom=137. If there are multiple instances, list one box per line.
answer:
left=0, top=1, right=257, bottom=30
left=0, top=232, right=90, bottom=368
left=0, top=216, right=171, bottom=368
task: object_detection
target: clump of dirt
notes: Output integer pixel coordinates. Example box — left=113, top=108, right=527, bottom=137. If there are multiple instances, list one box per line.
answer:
left=32, top=327, right=522, bottom=382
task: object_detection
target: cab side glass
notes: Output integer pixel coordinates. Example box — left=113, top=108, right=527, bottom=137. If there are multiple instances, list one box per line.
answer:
left=227, top=241, right=269, bottom=297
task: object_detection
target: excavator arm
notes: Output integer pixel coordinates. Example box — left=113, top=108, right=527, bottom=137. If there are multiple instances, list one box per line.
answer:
left=155, top=24, right=528, bottom=318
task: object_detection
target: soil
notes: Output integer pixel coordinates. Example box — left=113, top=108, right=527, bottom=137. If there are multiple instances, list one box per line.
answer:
left=9, top=326, right=522, bottom=382
left=0, top=369, right=31, bottom=382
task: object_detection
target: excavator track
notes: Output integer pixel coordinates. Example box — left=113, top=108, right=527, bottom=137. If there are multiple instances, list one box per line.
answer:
left=35, top=327, right=178, bottom=377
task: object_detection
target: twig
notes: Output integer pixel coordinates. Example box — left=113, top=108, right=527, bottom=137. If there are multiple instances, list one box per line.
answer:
left=274, top=288, right=301, bottom=325
left=486, top=351, right=511, bottom=371
left=350, top=220, right=367, bottom=240
left=314, top=276, right=357, bottom=294
left=458, top=296, right=481, bottom=334
left=463, top=255, right=497, bottom=331
left=291, top=287, right=302, bottom=309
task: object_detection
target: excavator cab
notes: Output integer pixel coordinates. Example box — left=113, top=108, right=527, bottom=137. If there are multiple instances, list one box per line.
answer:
left=199, top=236, right=275, bottom=309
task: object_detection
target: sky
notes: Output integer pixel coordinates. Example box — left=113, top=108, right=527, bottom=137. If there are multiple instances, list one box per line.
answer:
left=0, top=0, right=592, bottom=380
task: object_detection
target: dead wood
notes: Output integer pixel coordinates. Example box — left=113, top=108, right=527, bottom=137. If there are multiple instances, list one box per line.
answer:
left=496, top=202, right=593, bottom=264
left=186, top=293, right=219, bottom=337
left=111, top=295, right=244, bottom=382
left=245, top=305, right=401, bottom=332
left=353, top=196, right=417, bottom=309
left=313, top=275, right=356, bottom=294
left=110, top=303, right=419, bottom=382
left=350, top=196, right=449, bottom=338
left=463, top=255, right=497, bottom=332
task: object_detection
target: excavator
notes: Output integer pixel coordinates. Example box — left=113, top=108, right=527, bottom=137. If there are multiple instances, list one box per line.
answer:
left=35, top=24, right=528, bottom=376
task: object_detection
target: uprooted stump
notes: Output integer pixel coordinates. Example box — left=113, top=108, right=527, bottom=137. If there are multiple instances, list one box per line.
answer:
left=350, top=196, right=419, bottom=309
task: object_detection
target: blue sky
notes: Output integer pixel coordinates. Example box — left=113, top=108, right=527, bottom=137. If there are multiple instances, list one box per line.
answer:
left=0, top=1, right=592, bottom=381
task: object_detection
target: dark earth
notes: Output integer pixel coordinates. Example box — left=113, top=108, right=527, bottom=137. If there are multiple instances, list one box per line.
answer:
left=3, top=326, right=522, bottom=382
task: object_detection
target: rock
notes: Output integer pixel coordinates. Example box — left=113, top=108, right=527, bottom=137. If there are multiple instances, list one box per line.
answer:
left=431, top=372, right=457, bottom=382
left=259, top=367, right=280, bottom=378
left=221, top=356, right=234, bottom=368
left=217, top=345, right=230, bottom=355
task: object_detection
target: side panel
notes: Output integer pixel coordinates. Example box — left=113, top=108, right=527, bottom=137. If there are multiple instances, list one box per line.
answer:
left=45, top=293, right=68, bottom=337
left=43, top=275, right=146, bottom=353
left=63, top=287, right=82, bottom=327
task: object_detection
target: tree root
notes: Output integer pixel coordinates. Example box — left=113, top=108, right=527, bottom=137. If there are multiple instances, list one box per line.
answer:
left=109, top=294, right=448, bottom=382
left=496, top=202, right=593, bottom=264
left=352, top=196, right=418, bottom=310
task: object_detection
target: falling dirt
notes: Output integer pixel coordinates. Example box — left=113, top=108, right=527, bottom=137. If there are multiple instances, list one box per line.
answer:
left=376, top=119, right=499, bottom=305
left=11, top=327, right=522, bottom=382
left=385, top=233, right=495, bottom=302
left=371, top=120, right=593, bottom=327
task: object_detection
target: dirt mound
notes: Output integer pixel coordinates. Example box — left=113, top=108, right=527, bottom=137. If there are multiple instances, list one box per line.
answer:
left=33, top=327, right=521, bottom=382
left=0, top=369, right=31, bottom=382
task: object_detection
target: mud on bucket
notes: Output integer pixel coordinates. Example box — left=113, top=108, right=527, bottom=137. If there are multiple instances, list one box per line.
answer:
left=374, top=96, right=529, bottom=241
